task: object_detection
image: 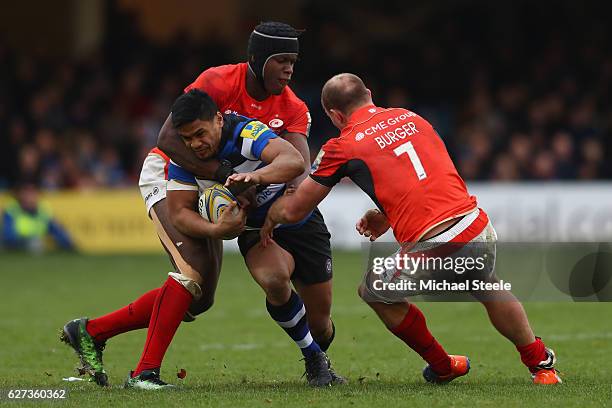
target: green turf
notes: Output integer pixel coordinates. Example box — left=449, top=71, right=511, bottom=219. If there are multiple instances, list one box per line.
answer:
left=1, top=252, right=611, bottom=407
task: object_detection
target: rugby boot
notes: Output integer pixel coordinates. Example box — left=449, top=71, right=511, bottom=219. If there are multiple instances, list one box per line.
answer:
left=303, top=351, right=333, bottom=387
left=531, top=348, right=562, bottom=384
left=60, top=317, right=108, bottom=386
left=422, top=355, right=470, bottom=384
left=124, top=369, right=175, bottom=390
left=326, top=355, right=347, bottom=385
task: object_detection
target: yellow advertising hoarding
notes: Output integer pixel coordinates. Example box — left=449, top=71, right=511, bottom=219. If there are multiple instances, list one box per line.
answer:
left=0, top=190, right=163, bottom=253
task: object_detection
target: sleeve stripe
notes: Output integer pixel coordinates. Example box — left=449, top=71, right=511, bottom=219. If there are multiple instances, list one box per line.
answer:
left=241, top=137, right=257, bottom=160
left=172, top=179, right=197, bottom=186
left=251, top=130, right=277, bottom=158
left=168, top=162, right=197, bottom=184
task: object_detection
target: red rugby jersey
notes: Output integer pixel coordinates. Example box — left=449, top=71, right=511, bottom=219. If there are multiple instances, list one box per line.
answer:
left=310, top=104, right=477, bottom=243
left=184, top=62, right=310, bottom=137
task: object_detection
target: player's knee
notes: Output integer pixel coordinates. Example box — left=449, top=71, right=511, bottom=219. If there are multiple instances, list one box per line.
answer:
left=184, top=272, right=203, bottom=286
left=192, top=293, right=215, bottom=315
left=259, top=272, right=291, bottom=300
left=168, top=272, right=203, bottom=299
left=177, top=264, right=205, bottom=285
left=194, top=271, right=205, bottom=286
left=183, top=292, right=215, bottom=322
left=258, top=270, right=291, bottom=293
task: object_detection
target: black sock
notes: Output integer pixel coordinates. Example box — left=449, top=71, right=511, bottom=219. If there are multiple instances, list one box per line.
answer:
left=318, top=320, right=335, bottom=352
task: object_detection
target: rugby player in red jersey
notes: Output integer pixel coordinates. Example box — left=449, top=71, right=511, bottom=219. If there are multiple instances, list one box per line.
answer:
left=261, top=73, right=561, bottom=385
left=60, top=22, right=342, bottom=388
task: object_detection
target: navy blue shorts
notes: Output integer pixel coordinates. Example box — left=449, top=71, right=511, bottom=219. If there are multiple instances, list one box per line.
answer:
left=238, top=208, right=333, bottom=285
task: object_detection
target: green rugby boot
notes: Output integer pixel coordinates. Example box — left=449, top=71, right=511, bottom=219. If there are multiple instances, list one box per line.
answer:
left=124, top=369, right=175, bottom=390
left=60, top=318, right=108, bottom=386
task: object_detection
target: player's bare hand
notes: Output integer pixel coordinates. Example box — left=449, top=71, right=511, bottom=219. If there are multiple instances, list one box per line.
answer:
left=356, top=209, right=390, bottom=241
left=259, top=216, right=277, bottom=247
left=236, top=186, right=257, bottom=210
left=225, top=172, right=261, bottom=188
left=214, top=201, right=246, bottom=239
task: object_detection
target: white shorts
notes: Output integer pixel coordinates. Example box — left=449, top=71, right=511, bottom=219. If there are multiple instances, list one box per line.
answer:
left=363, top=208, right=498, bottom=302
left=139, top=151, right=168, bottom=214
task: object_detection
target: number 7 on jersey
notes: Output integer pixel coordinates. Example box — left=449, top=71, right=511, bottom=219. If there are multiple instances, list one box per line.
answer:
left=394, top=141, right=427, bottom=180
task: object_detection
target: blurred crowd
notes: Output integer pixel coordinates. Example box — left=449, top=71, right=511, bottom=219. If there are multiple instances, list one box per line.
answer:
left=300, top=2, right=611, bottom=181
left=1, top=1, right=610, bottom=190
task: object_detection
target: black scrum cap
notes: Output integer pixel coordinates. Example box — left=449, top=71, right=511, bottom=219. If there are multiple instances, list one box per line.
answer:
left=247, top=22, right=301, bottom=87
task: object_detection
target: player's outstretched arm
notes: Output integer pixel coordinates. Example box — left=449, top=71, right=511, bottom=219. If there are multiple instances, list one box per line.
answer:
left=167, top=189, right=245, bottom=239
left=260, top=177, right=331, bottom=246
left=157, top=114, right=227, bottom=181
left=226, top=138, right=304, bottom=187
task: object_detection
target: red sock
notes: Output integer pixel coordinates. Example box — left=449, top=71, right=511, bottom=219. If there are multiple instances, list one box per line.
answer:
left=390, top=304, right=451, bottom=375
left=86, top=288, right=160, bottom=342
left=133, top=277, right=193, bottom=376
left=516, top=337, right=547, bottom=373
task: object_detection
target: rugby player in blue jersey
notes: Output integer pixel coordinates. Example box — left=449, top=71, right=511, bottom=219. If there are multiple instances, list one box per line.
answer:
left=163, top=89, right=342, bottom=387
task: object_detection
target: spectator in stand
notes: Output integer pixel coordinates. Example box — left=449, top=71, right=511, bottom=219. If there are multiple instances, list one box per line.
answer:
left=1, top=182, right=75, bottom=252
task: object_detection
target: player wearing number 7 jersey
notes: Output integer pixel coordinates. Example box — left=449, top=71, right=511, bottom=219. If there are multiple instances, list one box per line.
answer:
left=260, top=73, right=561, bottom=385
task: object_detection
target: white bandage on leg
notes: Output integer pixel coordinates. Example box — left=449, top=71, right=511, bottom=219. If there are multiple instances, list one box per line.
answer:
left=168, top=272, right=202, bottom=300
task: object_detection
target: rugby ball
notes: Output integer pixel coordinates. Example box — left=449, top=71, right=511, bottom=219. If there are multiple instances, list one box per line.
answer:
left=198, top=183, right=239, bottom=224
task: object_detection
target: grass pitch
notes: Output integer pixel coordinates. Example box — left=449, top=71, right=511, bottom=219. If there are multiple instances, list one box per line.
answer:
left=1, top=252, right=611, bottom=407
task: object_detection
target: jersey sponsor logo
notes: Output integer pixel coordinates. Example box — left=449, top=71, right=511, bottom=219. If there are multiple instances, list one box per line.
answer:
left=240, top=121, right=269, bottom=140
left=256, top=188, right=276, bottom=205
left=144, top=186, right=160, bottom=203
left=255, top=183, right=284, bottom=206
left=368, top=108, right=377, bottom=113
left=362, top=112, right=417, bottom=136
left=269, top=118, right=284, bottom=128
left=311, top=149, right=325, bottom=173
left=355, top=132, right=365, bottom=141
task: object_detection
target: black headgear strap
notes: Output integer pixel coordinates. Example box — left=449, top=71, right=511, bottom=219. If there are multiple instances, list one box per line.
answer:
left=247, top=30, right=299, bottom=88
